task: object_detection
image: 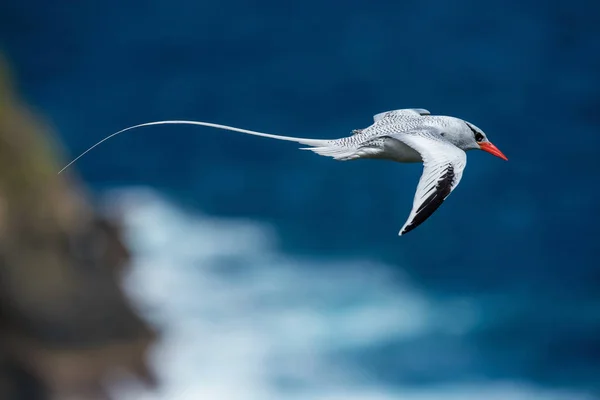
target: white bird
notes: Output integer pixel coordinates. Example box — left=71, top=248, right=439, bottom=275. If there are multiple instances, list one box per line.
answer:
left=59, top=108, right=507, bottom=235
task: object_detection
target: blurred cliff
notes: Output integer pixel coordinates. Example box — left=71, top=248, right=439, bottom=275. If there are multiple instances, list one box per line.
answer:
left=0, top=55, right=156, bottom=400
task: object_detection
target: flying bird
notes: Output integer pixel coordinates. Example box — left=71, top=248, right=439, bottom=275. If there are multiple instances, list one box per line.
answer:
left=59, top=108, right=507, bottom=235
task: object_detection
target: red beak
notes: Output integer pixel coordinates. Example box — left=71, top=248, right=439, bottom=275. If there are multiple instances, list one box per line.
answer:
left=479, top=142, right=508, bottom=161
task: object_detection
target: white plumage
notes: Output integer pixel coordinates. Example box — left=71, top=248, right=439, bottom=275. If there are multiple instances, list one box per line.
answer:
left=59, top=108, right=507, bottom=236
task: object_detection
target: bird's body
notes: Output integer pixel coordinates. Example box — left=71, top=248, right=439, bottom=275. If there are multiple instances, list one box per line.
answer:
left=59, top=108, right=507, bottom=236
left=307, top=109, right=463, bottom=162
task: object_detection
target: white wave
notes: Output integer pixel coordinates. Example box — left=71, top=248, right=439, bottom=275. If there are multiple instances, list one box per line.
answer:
left=104, top=187, right=595, bottom=400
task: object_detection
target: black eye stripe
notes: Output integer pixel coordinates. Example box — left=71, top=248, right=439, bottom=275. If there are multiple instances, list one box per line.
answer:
left=466, top=123, right=484, bottom=141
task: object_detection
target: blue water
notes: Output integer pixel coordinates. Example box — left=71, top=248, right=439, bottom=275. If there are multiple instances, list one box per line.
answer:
left=110, top=188, right=596, bottom=400
left=1, top=0, right=599, bottom=398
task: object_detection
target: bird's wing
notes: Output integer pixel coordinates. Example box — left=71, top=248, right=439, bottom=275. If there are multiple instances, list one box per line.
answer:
left=388, top=132, right=467, bottom=235
left=373, top=108, right=431, bottom=122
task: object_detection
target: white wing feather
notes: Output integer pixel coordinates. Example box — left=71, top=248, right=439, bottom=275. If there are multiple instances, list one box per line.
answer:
left=373, top=108, right=431, bottom=122
left=389, top=133, right=467, bottom=235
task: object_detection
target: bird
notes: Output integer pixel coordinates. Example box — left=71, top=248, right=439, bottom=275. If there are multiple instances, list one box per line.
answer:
left=58, top=108, right=507, bottom=236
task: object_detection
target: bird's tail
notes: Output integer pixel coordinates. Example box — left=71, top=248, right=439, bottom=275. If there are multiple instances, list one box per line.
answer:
left=299, top=146, right=363, bottom=161
left=58, top=120, right=334, bottom=174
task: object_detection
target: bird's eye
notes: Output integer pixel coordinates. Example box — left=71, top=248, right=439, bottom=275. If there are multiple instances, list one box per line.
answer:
left=466, top=122, right=484, bottom=142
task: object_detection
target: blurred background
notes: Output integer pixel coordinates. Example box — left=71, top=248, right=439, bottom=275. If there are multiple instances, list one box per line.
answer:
left=0, top=0, right=599, bottom=399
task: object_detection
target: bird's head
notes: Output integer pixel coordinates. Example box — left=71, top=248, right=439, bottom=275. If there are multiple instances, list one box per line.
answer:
left=457, top=120, right=508, bottom=160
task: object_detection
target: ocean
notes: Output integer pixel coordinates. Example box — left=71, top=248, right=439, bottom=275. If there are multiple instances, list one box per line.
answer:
left=108, top=188, right=595, bottom=400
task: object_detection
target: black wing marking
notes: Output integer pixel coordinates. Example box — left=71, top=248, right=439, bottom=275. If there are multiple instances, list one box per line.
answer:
left=400, top=164, right=455, bottom=235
